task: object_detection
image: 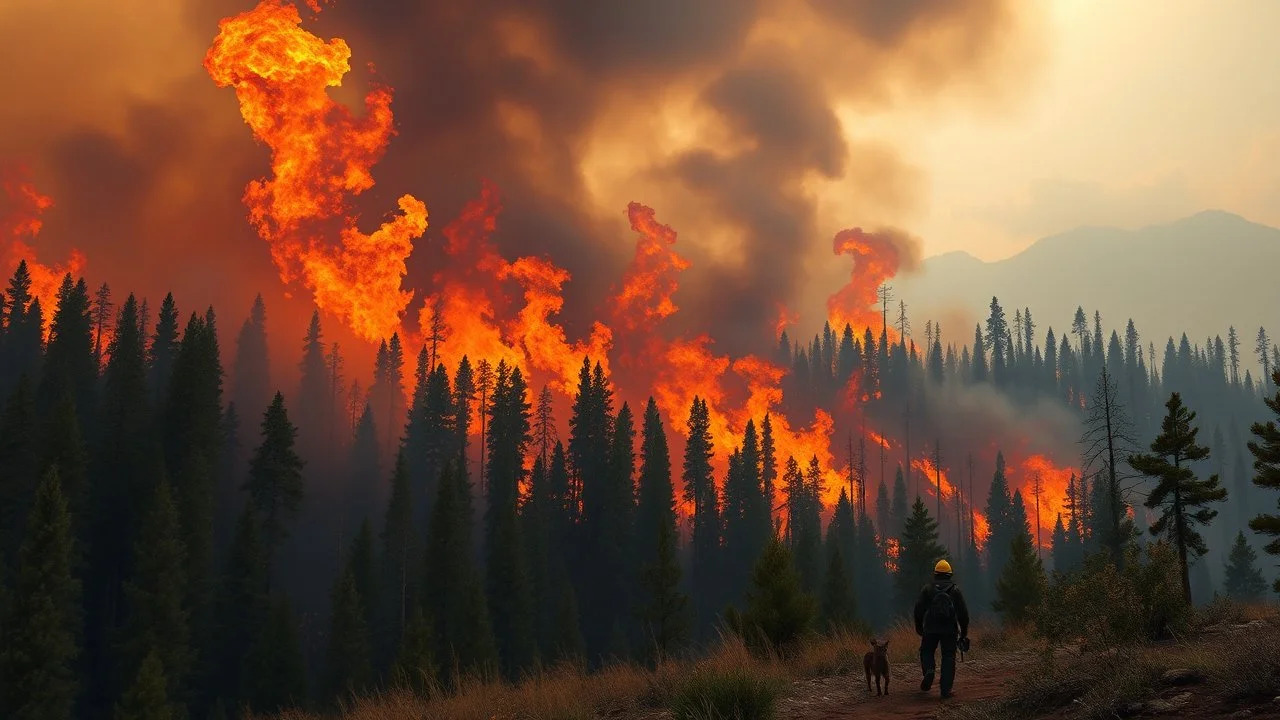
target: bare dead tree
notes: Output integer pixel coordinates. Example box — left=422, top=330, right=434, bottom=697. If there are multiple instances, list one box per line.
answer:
left=896, top=299, right=911, bottom=343
left=475, top=358, right=495, bottom=495
left=534, top=385, right=557, bottom=467
left=1079, top=364, right=1142, bottom=563
left=92, top=282, right=113, bottom=367
left=426, top=294, right=448, bottom=370
left=878, top=284, right=894, bottom=339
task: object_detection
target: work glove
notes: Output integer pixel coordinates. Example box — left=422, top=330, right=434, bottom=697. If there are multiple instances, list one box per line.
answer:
left=958, top=637, right=970, bottom=653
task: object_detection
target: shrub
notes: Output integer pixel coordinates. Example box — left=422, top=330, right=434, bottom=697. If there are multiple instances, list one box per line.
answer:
left=669, top=666, right=786, bottom=720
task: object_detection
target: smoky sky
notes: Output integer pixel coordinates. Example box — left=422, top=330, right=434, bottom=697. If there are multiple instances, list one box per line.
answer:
left=2, top=0, right=1037, bottom=374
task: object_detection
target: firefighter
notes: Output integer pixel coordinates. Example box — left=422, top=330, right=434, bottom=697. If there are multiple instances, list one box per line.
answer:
left=913, top=559, right=970, bottom=699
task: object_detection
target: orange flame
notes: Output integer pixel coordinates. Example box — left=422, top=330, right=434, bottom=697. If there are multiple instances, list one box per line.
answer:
left=827, top=227, right=907, bottom=340
left=1016, top=454, right=1075, bottom=542
left=884, top=537, right=901, bottom=573
left=774, top=303, right=799, bottom=341
left=205, top=0, right=427, bottom=343
left=610, top=202, right=689, bottom=334
left=0, top=170, right=87, bottom=334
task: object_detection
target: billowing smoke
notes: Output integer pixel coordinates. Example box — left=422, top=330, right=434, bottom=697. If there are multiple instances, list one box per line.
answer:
left=0, top=0, right=1043, bottom=377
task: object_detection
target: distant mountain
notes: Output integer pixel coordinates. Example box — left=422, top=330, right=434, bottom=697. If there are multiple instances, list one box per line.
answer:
left=892, top=211, right=1280, bottom=375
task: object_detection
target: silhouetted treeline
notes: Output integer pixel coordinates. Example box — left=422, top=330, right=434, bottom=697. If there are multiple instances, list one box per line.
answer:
left=0, top=263, right=1277, bottom=719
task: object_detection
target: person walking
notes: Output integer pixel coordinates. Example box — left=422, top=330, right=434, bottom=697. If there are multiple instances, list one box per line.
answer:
left=913, top=559, right=969, bottom=699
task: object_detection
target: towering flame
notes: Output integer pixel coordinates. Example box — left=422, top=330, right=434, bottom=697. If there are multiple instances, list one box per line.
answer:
left=204, top=0, right=428, bottom=343
left=611, top=203, right=689, bottom=335
left=1016, top=454, right=1075, bottom=544
left=827, top=226, right=917, bottom=339
left=0, top=169, right=87, bottom=333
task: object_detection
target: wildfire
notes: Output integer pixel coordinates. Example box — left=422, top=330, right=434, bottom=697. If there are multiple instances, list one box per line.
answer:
left=775, top=304, right=799, bottom=341
left=884, top=537, right=901, bottom=573
left=827, top=226, right=913, bottom=340
left=205, top=0, right=428, bottom=343
left=0, top=169, right=87, bottom=334
left=610, top=202, right=689, bottom=335
left=1016, top=454, right=1075, bottom=541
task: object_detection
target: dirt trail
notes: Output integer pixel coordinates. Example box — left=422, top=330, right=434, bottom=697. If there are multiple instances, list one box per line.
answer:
left=775, top=650, right=1032, bottom=719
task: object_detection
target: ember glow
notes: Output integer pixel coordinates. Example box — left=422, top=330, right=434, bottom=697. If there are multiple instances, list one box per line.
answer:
left=204, top=0, right=428, bottom=343
left=1016, top=454, right=1076, bottom=540
left=0, top=170, right=87, bottom=334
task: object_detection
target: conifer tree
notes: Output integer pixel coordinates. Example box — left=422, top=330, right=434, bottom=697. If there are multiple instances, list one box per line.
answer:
left=297, top=311, right=331, bottom=457
left=231, top=294, right=270, bottom=426
left=890, top=465, right=908, bottom=537
left=423, top=463, right=474, bottom=671
left=993, top=528, right=1045, bottom=624
left=1, top=262, right=42, bottom=398
left=820, top=543, right=858, bottom=633
left=453, top=356, right=475, bottom=474
left=379, top=450, right=414, bottom=669
left=1222, top=531, right=1267, bottom=601
left=1129, top=393, right=1228, bottom=604
left=1050, top=513, right=1071, bottom=573
left=120, top=478, right=190, bottom=709
left=682, top=397, right=719, bottom=631
left=486, top=504, right=534, bottom=678
left=39, top=274, right=97, bottom=430
left=459, top=576, right=500, bottom=679
left=114, top=648, right=174, bottom=720
left=635, top=397, right=675, bottom=571
left=246, top=597, right=307, bottom=715
left=984, top=452, right=1014, bottom=580
left=0, top=376, right=37, bottom=566
left=210, top=507, right=267, bottom=709
left=1, top=468, right=81, bottom=719
left=40, top=392, right=88, bottom=536
left=638, top=520, right=689, bottom=661
left=727, top=537, right=816, bottom=655
left=348, top=404, right=380, bottom=526
left=1246, top=369, right=1280, bottom=592
left=325, top=569, right=373, bottom=703
left=391, top=605, right=434, bottom=692
left=148, top=293, right=180, bottom=401
left=761, top=413, right=778, bottom=525
left=347, top=519, right=376, bottom=626
left=404, top=362, right=453, bottom=525
left=894, top=497, right=947, bottom=611
left=245, top=392, right=305, bottom=589
left=875, top=477, right=892, bottom=545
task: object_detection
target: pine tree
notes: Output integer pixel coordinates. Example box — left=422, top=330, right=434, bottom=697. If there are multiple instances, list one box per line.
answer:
left=0, top=376, right=38, bottom=566
left=297, top=311, right=331, bottom=459
left=391, top=605, right=434, bottom=692
left=148, top=294, right=180, bottom=401
left=1246, top=369, right=1280, bottom=592
left=230, top=294, right=270, bottom=427
left=114, top=647, right=175, bottom=720
left=486, top=503, right=535, bottom=679
left=890, top=465, right=908, bottom=537
left=245, top=596, right=307, bottom=714
left=682, top=397, right=719, bottom=632
left=635, top=397, right=675, bottom=571
left=39, top=391, right=89, bottom=539
left=210, top=507, right=268, bottom=709
left=379, top=450, right=414, bottom=671
left=347, top=519, right=376, bottom=626
left=1129, top=392, right=1228, bottom=605
left=348, top=404, right=381, bottom=528
left=423, top=463, right=474, bottom=674
left=244, top=392, right=305, bottom=588
left=727, top=538, right=816, bottom=655
left=1222, top=531, right=1267, bottom=601
left=325, top=569, right=373, bottom=703
left=895, top=497, right=947, bottom=611
left=120, top=478, right=190, bottom=709
left=984, top=452, right=1015, bottom=580
left=1050, top=513, right=1071, bottom=573
left=761, top=413, right=778, bottom=526
left=1, top=468, right=81, bottom=719
left=638, top=520, right=689, bottom=661
left=993, top=528, right=1045, bottom=624
left=820, top=543, right=858, bottom=633
left=39, top=274, right=97, bottom=431
left=1, top=262, right=42, bottom=398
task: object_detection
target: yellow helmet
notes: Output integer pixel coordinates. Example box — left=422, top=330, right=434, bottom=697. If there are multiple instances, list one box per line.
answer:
left=934, top=559, right=952, bottom=574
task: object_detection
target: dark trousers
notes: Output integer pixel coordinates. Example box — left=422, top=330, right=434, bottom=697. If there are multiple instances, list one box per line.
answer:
left=919, top=633, right=957, bottom=692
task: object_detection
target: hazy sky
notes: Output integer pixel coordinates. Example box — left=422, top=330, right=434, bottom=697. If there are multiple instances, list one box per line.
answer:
left=905, top=0, right=1280, bottom=261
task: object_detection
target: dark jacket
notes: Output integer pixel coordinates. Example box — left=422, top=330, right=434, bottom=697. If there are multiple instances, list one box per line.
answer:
left=913, top=576, right=970, bottom=637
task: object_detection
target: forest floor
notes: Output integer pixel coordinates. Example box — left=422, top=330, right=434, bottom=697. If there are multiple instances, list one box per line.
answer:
left=300, top=609, right=1280, bottom=720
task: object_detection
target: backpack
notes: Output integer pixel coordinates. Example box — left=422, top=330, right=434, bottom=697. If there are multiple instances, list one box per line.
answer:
left=924, top=583, right=957, bottom=633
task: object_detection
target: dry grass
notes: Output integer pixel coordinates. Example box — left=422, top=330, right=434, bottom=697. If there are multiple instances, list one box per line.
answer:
left=939, top=601, right=1280, bottom=720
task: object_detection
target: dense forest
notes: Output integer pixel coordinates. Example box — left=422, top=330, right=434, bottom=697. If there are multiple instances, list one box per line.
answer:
left=0, top=259, right=1277, bottom=719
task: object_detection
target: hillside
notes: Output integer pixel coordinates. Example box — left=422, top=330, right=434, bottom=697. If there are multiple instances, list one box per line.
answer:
left=893, top=211, right=1280, bottom=370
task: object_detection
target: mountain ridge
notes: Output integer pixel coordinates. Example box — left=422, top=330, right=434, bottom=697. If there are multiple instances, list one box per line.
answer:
left=891, top=210, right=1280, bottom=373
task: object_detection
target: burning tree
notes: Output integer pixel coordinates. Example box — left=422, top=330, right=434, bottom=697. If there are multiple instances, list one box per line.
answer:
left=1128, top=393, right=1228, bottom=605
left=1079, top=365, right=1141, bottom=564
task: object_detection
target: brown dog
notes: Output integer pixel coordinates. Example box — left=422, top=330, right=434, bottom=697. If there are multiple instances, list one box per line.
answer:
left=864, top=639, right=890, bottom=695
